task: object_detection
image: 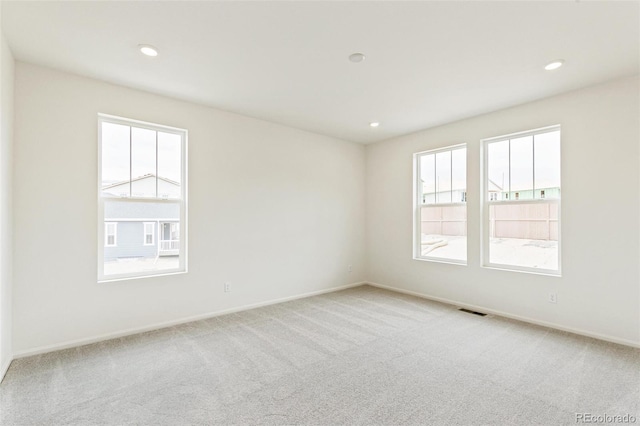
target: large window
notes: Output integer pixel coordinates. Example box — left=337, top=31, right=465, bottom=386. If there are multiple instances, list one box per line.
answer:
left=483, top=125, right=560, bottom=274
left=98, top=114, right=187, bottom=281
left=414, top=144, right=467, bottom=263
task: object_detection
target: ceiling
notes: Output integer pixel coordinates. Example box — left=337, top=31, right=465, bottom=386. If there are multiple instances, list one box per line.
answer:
left=3, top=1, right=639, bottom=144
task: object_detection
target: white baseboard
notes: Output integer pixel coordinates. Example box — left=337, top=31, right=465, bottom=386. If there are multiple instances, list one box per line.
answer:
left=367, top=281, right=640, bottom=349
left=13, top=281, right=367, bottom=359
left=0, top=356, right=12, bottom=383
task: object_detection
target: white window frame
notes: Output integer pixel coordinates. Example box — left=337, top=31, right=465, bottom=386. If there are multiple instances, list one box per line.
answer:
left=413, top=143, right=467, bottom=265
left=481, top=124, right=561, bottom=276
left=98, top=114, right=188, bottom=282
left=143, top=222, right=155, bottom=246
left=104, top=222, right=117, bottom=247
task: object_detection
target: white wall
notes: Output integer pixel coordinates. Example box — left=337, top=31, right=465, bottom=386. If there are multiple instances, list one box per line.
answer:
left=0, top=4, right=15, bottom=378
left=366, top=76, right=640, bottom=345
left=12, top=63, right=366, bottom=355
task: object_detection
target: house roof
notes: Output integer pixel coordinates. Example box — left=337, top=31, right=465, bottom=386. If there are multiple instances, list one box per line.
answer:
left=487, top=179, right=503, bottom=192
left=102, top=174, right=180, bottom=190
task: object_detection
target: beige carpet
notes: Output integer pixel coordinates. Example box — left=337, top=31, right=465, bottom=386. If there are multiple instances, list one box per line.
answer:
left=1, top=285, right=638, bottom=425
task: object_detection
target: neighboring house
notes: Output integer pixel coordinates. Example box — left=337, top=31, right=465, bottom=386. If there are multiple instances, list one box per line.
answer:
left=422, top=186, right=467, bottom=204
left=103, top=174, right=180, bottom=262
left=501, top=187, right=560, bottom=201
left=421, top=178, right=559, bottom=203
left=487, top=179, right=503, bottom=201
left=102, top=173, right=181, bottom=199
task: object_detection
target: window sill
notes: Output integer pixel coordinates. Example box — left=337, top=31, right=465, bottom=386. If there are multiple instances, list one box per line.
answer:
left=98, top=269, right=187, bottom=284
left=482, top=264, right=561, bottom=277
left=413, top=257, right=467, bottom=267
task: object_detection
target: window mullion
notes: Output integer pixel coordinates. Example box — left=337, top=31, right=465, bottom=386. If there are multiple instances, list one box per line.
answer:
left=129, top=126, right=132, bottom=197
left=450, top=149, right=453, bottom=203
left=155, top=130, right=159, bottom=198
left=508, top=139, right=511, bottom=199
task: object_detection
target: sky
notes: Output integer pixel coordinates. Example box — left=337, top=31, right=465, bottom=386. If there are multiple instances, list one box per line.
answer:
left=419, top=130, right=560, bottom=201
left=101, top=122, right=182, bottom=189
left=487, top=130, right=561, bottom=192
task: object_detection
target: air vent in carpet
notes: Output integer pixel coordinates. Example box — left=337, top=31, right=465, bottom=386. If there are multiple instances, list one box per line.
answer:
left=458, top=308, right=487, bottom=316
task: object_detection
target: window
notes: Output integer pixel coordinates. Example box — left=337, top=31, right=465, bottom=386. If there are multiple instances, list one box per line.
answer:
left=98, top=114, right=187, bottom=281
left=143, top=222, right=155, bottom=246
left=105, top=222, right=117, bottom=247
left=414, top=144, right=467, bottom=263
left=483, top=125, right=560, bottom=274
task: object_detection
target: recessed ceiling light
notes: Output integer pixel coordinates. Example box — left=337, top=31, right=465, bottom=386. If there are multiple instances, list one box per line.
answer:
left=139, top=44, right=158, bottom=57
left=544, top=60, right=564, bottom=71
left=349, top=53, right=366, bottom=63
left=369, top=122, right=380, bottom=128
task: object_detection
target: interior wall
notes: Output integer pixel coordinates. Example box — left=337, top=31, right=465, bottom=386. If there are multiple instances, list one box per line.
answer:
left=366, top=76, right=640, bottom=345
left=12, top=62, right=366, bottom=355
left=0, top=4, right=15, bottom=379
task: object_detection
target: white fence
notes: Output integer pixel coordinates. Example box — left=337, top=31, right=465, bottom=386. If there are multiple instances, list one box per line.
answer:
left=420, top=201, right=558, bottom=241
left=420, top=205, right=467, bottom=236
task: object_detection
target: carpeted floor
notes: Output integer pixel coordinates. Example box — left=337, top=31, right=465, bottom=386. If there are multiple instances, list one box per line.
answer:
left=1, top=285, right=639, bottom=425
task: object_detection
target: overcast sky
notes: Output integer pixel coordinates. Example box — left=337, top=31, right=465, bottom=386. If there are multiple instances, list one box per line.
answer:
left=419, top=131, right=560, bottom=198
left=102, top=122, right=181, bottom=187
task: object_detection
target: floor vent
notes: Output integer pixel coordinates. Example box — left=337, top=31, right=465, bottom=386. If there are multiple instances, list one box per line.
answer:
left=458, top=308, right=487, bottom=317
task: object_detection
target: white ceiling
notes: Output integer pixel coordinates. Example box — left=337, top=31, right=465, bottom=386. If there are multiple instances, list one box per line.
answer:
left=3, top=1, right=639, bottom=144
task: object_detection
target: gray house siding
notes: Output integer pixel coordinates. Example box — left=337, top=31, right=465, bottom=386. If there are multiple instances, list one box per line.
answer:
left=104, top=221, right=157, bottom=261
left=104, top=201, right=179, bottom=261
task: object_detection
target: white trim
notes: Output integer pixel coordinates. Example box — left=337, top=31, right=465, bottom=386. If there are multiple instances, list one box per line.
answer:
left=101, top=197, right=181, bottom=204
left=412, top=256, right=466, bottom=266
left=481, top=125, right=561, bottom=275
left=413, top=143, right=468, bottom=264
left=481, top=124, right=561, bottom=144
left=98, top=270, right=186, bottom=284
left=367, top=281, right=640, bottom=349
left=104, top=218, right=178, bottom=222
left=12, top=281, right=367, bottom=359
left=0, top=356, right=13, bottom=383
left=98, top=114, right=188, bottom=282
left=143, top=222, right=154, bottom=246
left=104, top=222, right=117, bottom=247
left=98, top=113, right=185, bottom=134
left=485, top=198, right=560, bottom=207
left=414, top=142, right=467, bottom=157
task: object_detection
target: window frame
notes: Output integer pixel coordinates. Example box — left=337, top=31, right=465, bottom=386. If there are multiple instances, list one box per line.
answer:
left=413, top=143, right=468, bottom=265
left=143, top=222, right=155, bottom=246
left=97, top=114, right=188, bottom=283
left=481, top=125, right=561, bottom=276
left=104, top=222, right=117, bottom=247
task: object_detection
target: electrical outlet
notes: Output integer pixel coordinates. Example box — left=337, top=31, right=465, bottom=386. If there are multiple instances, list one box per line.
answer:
left=348, top=264, right=352, bottom=273
left=224, top=282, right=231, bottom=293
left=548, top=292, right=557, bottom=304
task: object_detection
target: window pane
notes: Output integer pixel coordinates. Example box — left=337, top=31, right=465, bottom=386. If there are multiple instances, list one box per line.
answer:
left=488, top=202, right=559, bottom=270
left=420, top=154, right=435, bottom=204
left=158, top=132, right=182, bottom=199
left=534, top=131, right=561, bottom=199
left=451, top=148, right=466, bottom=203
left=420, top=204, right=466, bottom=262
left=103, top=200, right=180, bottom=276
left=487, top=140, right=509, bottom=201
left=101, top=122, right=130, bottom=197
left=435, top=151, right=451, bottom=203
left=131, top=127, right=157, bottom=198
left=510, top=135, right=534, bottom=200
left=416, top=145, right=467, bottom=263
